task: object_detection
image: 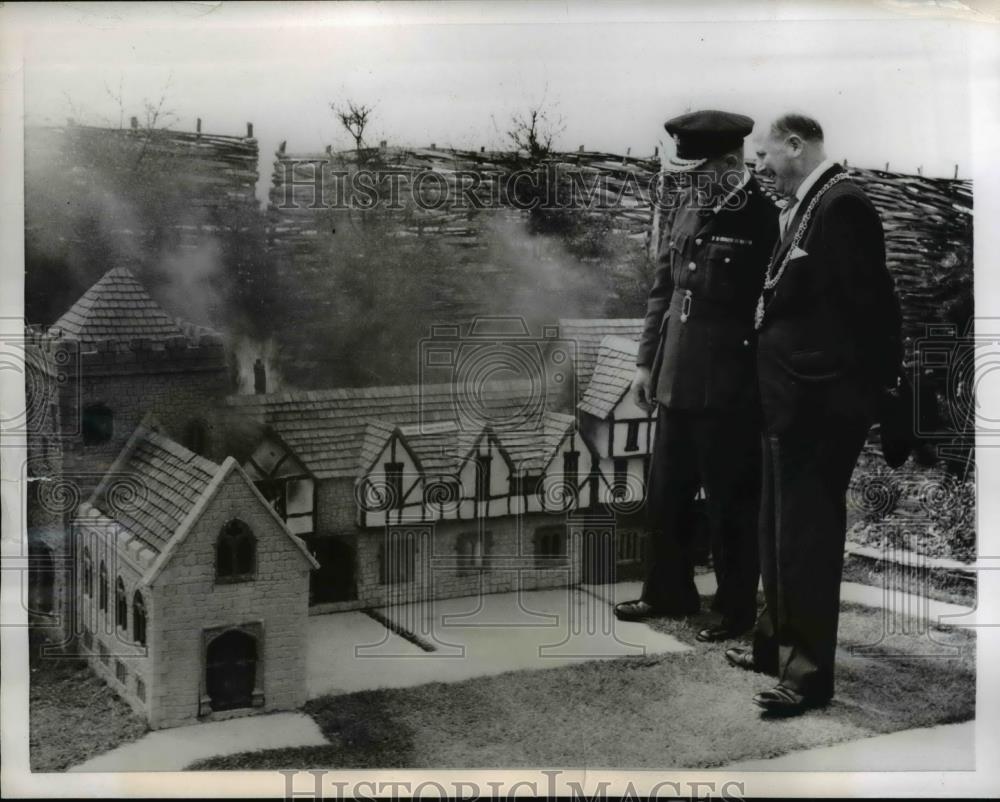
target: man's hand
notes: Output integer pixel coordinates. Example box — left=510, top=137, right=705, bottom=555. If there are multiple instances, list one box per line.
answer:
left=631, top=366, right=655, bottom=413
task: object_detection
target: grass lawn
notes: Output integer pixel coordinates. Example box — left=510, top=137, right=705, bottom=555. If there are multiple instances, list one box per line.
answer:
left=190, top=600, right=974, bottom=770
left=29, top=637, right=148, bottom=772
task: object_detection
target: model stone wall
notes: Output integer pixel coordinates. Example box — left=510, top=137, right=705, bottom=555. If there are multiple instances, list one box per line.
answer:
left=326, top=512, right=581, bottom=611
left=58, top=340, right=230, bottom=483
left=150, top=472, right=311, bottom=729
left=75, top=518, right=153, bottom=720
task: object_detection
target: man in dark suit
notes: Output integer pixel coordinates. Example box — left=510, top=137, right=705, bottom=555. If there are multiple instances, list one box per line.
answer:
left=725, top=114, right=902, bottom=715
left=614, top=110, right=779, bottom=642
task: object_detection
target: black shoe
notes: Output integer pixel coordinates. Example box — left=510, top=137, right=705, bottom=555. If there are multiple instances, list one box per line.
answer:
left=724, top=646, right=757, bottom=671
left=696, top=622, right=751, bottom=643
left=614, top=600, right=661, bottom=621
left=753, top=685, right=830, bottom=717
left=615, top=598, right=698, bottom=621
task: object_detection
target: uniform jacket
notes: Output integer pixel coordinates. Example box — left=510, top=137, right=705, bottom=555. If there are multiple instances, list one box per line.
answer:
left=637, top=174, right=779, bottom=411
left=756, top=163, right=902, bottom=434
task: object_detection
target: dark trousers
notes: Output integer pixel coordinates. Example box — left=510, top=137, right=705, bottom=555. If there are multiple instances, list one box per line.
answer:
left=641, top=406, right=761, bottom=626
left=752, top=415, right=871, bottom=701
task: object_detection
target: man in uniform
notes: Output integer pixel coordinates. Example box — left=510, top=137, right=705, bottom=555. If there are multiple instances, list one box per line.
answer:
left=725, top=114, right=902, bottom=715
left=614, top=110, right=779, bottom=642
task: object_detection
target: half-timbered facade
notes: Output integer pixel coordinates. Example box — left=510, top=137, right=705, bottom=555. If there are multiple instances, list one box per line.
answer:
left=577, top=335, right=657, bottom=506
left=225, top=383, right=594, bottom=611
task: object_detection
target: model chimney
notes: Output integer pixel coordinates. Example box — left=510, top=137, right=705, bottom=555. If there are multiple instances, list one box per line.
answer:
left=253, top=358, right=267, bottom=394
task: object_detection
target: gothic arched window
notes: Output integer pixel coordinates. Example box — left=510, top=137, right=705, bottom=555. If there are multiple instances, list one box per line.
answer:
left=216, top=519, right=256, bottom=582
left=132, top=591, right=147, bottom=646
left=115, top=577, right=127, bottom=631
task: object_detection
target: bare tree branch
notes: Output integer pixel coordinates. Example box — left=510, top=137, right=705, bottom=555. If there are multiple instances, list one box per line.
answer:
left=504, top=98, right=565, bottom=159
left=330, top=100, right=375, bottom=151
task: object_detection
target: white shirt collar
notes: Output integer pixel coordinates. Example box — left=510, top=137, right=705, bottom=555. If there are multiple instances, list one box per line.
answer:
left=791, top=158, right=837, bottom=205
left=712, top=167, right=752, bottom=213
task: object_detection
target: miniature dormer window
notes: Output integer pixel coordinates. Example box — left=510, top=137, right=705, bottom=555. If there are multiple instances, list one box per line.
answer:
left=132, top=591, right=147, bottom=646
left=625, top=421, right=640, bottom=452
left=216, top=519, right=256, bottom=583
left=474, top=455, right=491, bottom=502
left=563, top=451, right=580, bottom=493
left=115, top=577, right=127, bottom=631
left=99, top=561, right=108, bottom=612
left=384, top=463, right=404, bottom=510
left=82, top=403, right=114, bottom=446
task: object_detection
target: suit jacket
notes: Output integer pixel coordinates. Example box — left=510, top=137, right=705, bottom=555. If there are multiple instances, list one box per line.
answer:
left=637, top=174, right=779, bottom=411
left=756, top=163, right=902, bottom=434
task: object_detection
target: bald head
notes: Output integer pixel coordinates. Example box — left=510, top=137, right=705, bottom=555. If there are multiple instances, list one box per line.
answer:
left=755, top=113, right=828, bottom=197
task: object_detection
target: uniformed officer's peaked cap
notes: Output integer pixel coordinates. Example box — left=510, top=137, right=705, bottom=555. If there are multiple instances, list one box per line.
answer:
left=663, top=110, right=755, bottom=171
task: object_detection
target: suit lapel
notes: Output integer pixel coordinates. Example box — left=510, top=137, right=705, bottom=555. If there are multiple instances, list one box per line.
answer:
left=768, top=163, right=844, bottom=267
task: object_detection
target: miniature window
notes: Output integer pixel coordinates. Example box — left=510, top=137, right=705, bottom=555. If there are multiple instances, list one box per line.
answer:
left=82, top=403, right=114, bottom=446
left=562, top=451, right=580, bottom=492
left=625, top=420, right=640, bottom=452
left=456, top=531, right=492, bottom=575
left=474, top=455, right=491, bottom=502
left=132, top=591, right=147, bottom=646
left=613, top=459, right=629, bottom=498
left=99, top=561, right=108, bottom=612
left=563, top=451, right=579, bottom=484
left=115, top=577, right=127, bottom=631
left=136, top=677, right=146, bottom=702
left=99, top=642, right=109, bottom=665
left=216, top=519, right=256, bottom=582
left=534, top=526, right=568, bottom=567
left=384, top=462, right=404, bottom=510
left=115, top=659, right=127, bottom=684
left=511, top=473, right=544, bottom=499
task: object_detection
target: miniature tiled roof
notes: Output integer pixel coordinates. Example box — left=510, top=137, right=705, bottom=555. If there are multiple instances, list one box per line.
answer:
left=578, top=335, right=640, bottom=420
left=559, top=318, right=644, bottom=390
left=226, top=379, right=558, bottom=479
left=358, top=419, right=400, bottom=474
left=495, top=411, right=577, bottom=473
left=89, top=424, right=218, bottom=555
left=393, top=411, right=576, bottom=476
left=49, top=266, right=219, bottom=346
left=399, top=421, right=467, bottom=475
left=78, top=419, right=319, bottom=576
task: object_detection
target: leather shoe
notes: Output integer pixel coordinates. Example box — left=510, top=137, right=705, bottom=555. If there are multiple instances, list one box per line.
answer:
left=724, top=647, right=757, bottom=671
left=696, top=622, right=751, bottom=643
left=753, top=685, right=830, bottom=716
left=614, top=600, right=660, bottom=621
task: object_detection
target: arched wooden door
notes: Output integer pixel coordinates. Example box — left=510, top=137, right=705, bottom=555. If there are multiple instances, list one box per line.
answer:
left=205, top=630, right=258, bottom=711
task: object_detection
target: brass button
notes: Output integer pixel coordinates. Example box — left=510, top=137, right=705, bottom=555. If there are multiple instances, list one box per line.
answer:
left=724, top=257, right=731, bottom=263
left=695, top=238, right=703, bottom=245
left=743, top=339, right=749, bottom=346
left=688, top=261, right=697, bottom=271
